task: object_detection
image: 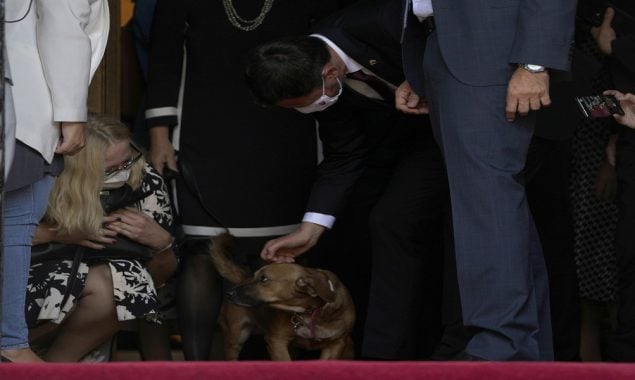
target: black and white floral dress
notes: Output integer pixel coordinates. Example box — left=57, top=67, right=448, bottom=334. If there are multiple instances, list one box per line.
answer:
left=25, top=163, right=173, bottom=326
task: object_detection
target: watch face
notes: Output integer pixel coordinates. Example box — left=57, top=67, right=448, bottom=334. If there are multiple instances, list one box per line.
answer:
left=523, top=64, right=545, bottom=72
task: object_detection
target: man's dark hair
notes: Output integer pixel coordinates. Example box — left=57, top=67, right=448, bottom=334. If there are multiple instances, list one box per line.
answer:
left=245, top=36, right=330, bottom=107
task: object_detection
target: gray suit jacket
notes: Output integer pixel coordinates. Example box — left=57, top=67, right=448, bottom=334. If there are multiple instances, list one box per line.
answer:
left=402, top=0, right=577, bottom=92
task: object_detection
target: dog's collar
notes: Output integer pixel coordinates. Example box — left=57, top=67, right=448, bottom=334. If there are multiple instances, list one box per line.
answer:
left=291, top=306, right=323, bottom=340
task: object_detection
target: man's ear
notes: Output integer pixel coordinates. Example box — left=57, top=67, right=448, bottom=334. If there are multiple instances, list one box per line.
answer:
left=322, top=63, right=341, bottom=81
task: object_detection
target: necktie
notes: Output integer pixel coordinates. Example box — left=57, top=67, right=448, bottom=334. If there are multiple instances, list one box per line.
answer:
left=345, top=70, right=395, bottom=105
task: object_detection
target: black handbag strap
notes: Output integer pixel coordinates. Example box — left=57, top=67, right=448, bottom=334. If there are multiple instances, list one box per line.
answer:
left=60, top=246, right=85, bottom=309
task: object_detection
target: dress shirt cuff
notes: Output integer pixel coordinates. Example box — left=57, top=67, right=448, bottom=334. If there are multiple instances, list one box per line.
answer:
left=302, top=212, right=336, bottom=229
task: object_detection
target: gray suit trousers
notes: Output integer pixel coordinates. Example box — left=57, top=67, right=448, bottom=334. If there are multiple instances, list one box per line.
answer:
left=423, top=32, right=553, bottom=361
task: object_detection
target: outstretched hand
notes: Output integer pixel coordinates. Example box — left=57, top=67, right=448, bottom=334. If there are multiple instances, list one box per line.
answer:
left=260, top=222, right=326, bottom=263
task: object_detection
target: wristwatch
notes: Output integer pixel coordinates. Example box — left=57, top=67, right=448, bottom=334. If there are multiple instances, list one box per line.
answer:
left=519, top=63, right=546, bottom=73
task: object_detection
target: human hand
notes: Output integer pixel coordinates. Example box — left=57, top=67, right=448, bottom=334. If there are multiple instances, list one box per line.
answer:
left=104, top=208, right=172, bottom=251
left=149, top=126, right=178, bottom=175
left=260, top=222, right=326, bottom=263
left=604, top=90, right=635, bottom=128
left=39, top=225, right=117, bottom=250
left=55, top=122, right=86, bottom=155
left=506, top=67, right=550, bottom=122
left=395, top=81, right=429, bottom=115
left=591, top=8, right=616, bottom=55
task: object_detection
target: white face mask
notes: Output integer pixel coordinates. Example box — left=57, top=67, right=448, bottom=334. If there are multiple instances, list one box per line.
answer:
left=102, top=169, right=131, bottom=189
left=294, top=77, right=342, bottom=114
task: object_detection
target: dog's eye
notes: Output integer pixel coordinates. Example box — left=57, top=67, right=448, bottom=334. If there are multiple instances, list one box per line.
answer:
left=259, top=274, right=268, bottom=283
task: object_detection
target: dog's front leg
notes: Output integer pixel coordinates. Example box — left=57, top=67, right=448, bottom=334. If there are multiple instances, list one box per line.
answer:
left=265, top=334, right=292, bottom=361
left=319, top=338, right=350, bottom=360
left=219, top=303, right=255, bottom=360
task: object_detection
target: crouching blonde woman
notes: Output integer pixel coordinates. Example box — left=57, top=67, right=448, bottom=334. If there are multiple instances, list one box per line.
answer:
left=26, top=115, right=177, bottom=361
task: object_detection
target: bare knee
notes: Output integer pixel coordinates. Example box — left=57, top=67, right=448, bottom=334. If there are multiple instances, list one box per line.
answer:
left=82, top=264, right=113, bottom=301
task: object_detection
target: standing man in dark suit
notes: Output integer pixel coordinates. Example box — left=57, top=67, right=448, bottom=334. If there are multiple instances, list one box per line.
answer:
left=245, top=0, right=449, bottom=358
left=398, top=0, right=577, bottom=360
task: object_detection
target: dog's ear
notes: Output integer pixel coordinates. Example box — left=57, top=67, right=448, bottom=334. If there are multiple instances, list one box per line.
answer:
left=295, top=270, right=336, bottom=303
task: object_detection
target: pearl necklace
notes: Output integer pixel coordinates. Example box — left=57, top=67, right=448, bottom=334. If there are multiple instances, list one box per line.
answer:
left=222, top=0, right=275, bottom=31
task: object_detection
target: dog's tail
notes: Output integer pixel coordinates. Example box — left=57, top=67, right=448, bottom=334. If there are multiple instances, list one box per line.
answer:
left=209, top=233, right=251, bottom=284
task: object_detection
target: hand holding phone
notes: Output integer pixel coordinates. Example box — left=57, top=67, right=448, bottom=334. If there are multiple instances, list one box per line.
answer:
left=603, top=90, right=635, bottom=129
left=576, top=94, right=625, bottom=118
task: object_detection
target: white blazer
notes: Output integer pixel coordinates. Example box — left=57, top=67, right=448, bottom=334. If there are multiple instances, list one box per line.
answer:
left=5, top=0, right=109, bottom=163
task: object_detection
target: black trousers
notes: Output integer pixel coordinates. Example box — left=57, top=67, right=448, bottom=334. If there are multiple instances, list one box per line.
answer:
left=525, top=136, right=580, bottom=361
left=358, top=127, right=449, bottom=359
left=311, top=109, right=449, bottom=359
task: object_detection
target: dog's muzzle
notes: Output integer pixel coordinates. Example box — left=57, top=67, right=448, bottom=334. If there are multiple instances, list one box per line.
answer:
left=225, top=286, right=263, bottom=307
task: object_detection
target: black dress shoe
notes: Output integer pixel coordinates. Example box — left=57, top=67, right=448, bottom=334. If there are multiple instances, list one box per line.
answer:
left=1, top=355, right=14, bottom=363
left=450, top=351, right=487, bottom=361
left=428, top=342, right=465, bottom=361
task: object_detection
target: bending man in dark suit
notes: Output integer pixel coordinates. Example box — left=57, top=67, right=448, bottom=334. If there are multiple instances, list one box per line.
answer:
left=398, top=0, right=577, bottom=360
left=245, top=0, right=449, bottom=358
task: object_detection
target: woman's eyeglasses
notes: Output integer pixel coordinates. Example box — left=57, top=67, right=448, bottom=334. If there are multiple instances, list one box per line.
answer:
left=104, top=145, right=143, bottom=176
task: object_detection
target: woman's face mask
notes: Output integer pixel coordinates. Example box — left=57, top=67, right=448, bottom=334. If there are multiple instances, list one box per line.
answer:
left=102, top=141, right=142, bottom=189
left=295, top=77, right=343, bottom=114
left=103, top=168, right=131, bottom=189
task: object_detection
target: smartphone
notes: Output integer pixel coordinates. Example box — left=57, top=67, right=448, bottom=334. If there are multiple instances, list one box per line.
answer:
left=576, top=95, right=625, bottom=118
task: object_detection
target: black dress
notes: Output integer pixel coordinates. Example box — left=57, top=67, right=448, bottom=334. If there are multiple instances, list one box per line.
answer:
left=145, top=0, right=338, bottom=233
left=571, top=35, right=618, bottom=303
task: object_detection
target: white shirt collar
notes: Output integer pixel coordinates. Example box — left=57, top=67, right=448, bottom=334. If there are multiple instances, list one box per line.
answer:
left=309, top=34, right=363, bottom=74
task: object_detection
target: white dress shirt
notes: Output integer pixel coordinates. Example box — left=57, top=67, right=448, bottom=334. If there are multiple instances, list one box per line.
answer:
left=412, top=0, right=434, bottom=21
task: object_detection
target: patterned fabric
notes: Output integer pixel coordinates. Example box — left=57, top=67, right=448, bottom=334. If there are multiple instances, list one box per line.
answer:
left=571, top=36, right=619, bottom=303
left=25, top=163, right=173, bottom=327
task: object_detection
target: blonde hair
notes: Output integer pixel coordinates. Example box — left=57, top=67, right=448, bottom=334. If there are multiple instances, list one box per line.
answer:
left=45, top=114, right=145, bottom=236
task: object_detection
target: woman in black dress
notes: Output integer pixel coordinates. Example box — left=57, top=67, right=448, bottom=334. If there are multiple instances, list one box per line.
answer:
left=145, top=0, right=338, bottom=359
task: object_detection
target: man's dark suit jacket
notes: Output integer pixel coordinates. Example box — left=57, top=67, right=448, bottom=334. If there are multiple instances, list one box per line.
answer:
left=304, top=0, right=424, bottom=217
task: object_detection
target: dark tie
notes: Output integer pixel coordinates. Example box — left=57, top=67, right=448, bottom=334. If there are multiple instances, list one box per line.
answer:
left=346, top=70, right=395, bottom=105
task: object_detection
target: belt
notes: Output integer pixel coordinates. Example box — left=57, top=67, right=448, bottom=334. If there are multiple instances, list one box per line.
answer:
left=182, top=223, right=301, bottom=238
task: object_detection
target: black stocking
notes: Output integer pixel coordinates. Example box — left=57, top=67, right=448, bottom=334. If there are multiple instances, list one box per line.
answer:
left=176, top=240, right=223, bottom=360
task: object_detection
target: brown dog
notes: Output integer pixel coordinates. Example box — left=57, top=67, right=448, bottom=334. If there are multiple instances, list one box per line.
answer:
left=209, top=233, right=355, bottom=361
